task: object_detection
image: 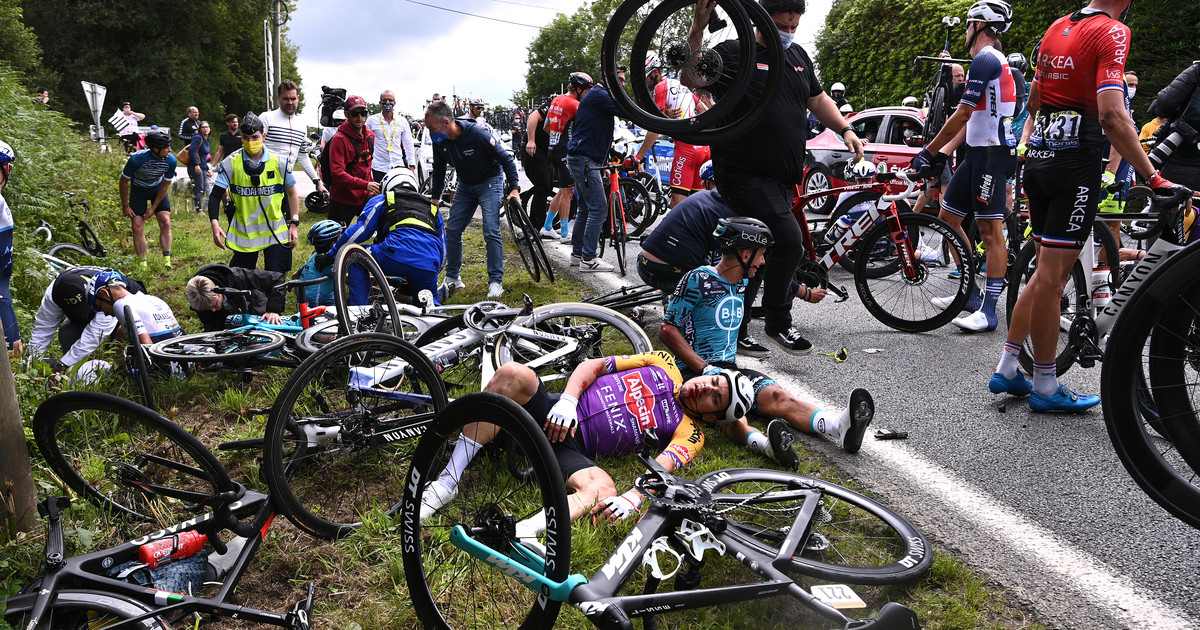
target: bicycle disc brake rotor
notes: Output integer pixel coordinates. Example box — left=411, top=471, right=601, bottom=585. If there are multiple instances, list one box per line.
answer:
left=634, top=475, right=712, bottom=509
left=684, top=48, right=724, bottom=88
left=658, top=36, right=691, bottom=70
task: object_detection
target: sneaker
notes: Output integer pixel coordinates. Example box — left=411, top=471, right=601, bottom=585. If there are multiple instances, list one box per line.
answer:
left=914, top=245, right=943, bottom=264
left=559, top=232, right=572, bottom=244
left=579, top=258, right=614, bottom=273
left=947, top=268, right=961, bottom=279
left=952, top=309, right=997, bottom=332
left=1029, top=385, right=1101, bottom=413
left=930, top=292, right=981, bottom=312
left=570, top=253, right=581, bottom=267
left=487, top=281, right=504, bottom=299
left=539, top=228, right=558, bottom=240
left=840, top=389, right=874, bottom=454
left=737, top=335, right=771, bottom=358
left=988, top=371, right=1033, bottom=396
left=762, top=326, right=814, bottom=356
left=419, top=479, right=458, bottom=520
left=163, top=256, right=172, bottom=269
left=444, top=276, right=466, bottom=297
left=767, top=418, right=799, bottom=470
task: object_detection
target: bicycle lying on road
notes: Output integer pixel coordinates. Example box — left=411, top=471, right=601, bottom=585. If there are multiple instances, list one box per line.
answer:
left=401, top=392, right=931, bottom=629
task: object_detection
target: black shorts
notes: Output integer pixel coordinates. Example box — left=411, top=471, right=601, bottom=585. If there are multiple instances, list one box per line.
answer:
left=942, top=146, right=1016, bottom=221
left=130, top=184, right=171, bottom=217
left=522, top=381, right=595, bottom=479
left=635, top=254, right=683, bottom=300
left=1024, top=148, right=1102, bottom=250
left=551, top=156, right=574, bottom=188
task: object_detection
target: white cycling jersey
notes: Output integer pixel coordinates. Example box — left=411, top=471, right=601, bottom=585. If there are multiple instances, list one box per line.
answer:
left=653, top=77, right=697, bottom=120
left=113, top=293, right=182, bottom=343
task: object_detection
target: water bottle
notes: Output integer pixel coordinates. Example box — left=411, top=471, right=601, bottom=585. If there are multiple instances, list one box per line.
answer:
left=204, top=536, right=248, bottom=582
left=1091, top=268, right=1112, bottom=308
left=138, top=530, right=207, bottom=569
left=825, top=214, right=854, bottom=245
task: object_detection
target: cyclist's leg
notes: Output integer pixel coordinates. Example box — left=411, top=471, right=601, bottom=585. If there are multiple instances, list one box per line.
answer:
left=938, top=158, right=976, bottom=275
left=377, top=253, right=440, bottom=306
left=153, top=194, right=172, bottom=262
left=959, top=147, right=1015, bottom=328
left=129, top=186, right=152, bottom=261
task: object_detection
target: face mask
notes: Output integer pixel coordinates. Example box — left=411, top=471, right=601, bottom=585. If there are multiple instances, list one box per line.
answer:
left=779, top=30, right=795, bottom=48
left=430, top=132, right=448, bottom=145
left=243, top=139, right=263, bottom=154
left=1127, top=87, right=1137, bottom=99
left=382, top=102, right=395, bottom=112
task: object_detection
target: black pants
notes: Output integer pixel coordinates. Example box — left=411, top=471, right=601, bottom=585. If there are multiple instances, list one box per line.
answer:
left=371, top=170, right=387, bottom=183
left=521, top=151, right=554, bottom=229
left=230, top=243, right=293, bottom=274
left=717, top=175, right=803, bottom=331
left=329, top=200, right=365, bottom=226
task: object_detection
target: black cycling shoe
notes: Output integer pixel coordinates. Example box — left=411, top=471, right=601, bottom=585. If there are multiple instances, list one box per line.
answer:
left=737, top=335, right=771, bottom=358
left=840, top=389, right=874, bottom=455
left=767, top=418, right=799, bottom=470
left=763, top=326, right=814, bottom=356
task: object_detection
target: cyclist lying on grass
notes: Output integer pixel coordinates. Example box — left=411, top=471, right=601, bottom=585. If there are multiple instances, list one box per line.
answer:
left=420, top=350, right=775, bottom=544
left=658, top=217, right=874, bottom=459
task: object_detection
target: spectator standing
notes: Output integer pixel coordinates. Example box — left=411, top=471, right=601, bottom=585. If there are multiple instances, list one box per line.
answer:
left=566, top=70, right=624, bottom=272
left=262, top=79, right=326, bottom=195
left=116, top=102, right=146, bottom=150
left=327, top=95, right=379, bottom=225
left=211, top=114, right=242, bottom=165
left=178, top=106, right=200, bottom=146
left=36, top=87, right=52, bottom=111
left=119, top=130, right=176, bottom=269
left=367, top=90, right=415, bottom=183
left=0, top=140, right=19, bottom=357
left=188, top=121, right=213, bottom=214
left=424, top=100, right=520, bottom=298
left=522, top=98, right=554, bottom=230
left=207, top=112, right=300, bottom=273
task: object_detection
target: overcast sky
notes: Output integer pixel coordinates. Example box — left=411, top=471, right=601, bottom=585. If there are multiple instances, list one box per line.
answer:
left=288, top=0, right=832, bottom=126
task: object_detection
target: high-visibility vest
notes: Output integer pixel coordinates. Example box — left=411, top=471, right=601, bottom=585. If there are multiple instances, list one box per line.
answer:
left=378, top=189, right=438, bottom=243
left=224, top=151, right=287, bottom=252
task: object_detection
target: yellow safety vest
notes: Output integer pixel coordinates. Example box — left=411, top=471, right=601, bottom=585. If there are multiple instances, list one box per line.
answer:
left=224, top=150, right=287, bottom=252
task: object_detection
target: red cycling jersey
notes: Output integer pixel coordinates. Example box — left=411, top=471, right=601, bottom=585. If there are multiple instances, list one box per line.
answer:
left=1031, top=10, right=1129, bottom=150
left=544, top=93, right=580, bottom=150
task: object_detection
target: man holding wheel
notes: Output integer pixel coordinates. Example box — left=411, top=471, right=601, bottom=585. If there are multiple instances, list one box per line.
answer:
left=686, top=0, right=862, bottom=356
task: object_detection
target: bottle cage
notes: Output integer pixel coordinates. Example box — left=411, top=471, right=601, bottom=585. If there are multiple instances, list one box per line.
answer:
left=674, top=518, right=727, bottom=562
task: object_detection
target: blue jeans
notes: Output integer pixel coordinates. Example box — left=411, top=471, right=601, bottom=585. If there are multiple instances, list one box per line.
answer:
left=566, top=154, right=607, bottom=261
left=444, top=175, right=504, bottom=283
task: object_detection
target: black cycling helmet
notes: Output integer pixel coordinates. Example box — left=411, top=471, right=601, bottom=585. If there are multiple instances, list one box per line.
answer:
left=568, top=72, right=594, bottom=90
left=305, top=190, right=330, bottom=213
left=713, top=217, right=774, bottom=253
left=1006, top=52, right=1028, bottom=74
left=144, top=130, right=171, bottom=149
left=240, top=111, right=265, bottom=136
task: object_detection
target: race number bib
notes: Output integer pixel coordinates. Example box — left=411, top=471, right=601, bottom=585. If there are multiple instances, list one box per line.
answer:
left=1031, top=110, right=1082, bottom=150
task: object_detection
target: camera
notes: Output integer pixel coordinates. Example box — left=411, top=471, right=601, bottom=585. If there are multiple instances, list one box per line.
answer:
left=319, top=86, right=347, bottom=127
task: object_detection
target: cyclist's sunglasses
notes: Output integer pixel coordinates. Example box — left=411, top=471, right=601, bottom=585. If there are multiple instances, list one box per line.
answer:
left=348, top=109, right=369, bottom=118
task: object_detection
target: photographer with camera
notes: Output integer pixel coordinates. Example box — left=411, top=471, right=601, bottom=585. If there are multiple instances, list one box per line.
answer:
left=262, top=80, right=325, bottom=196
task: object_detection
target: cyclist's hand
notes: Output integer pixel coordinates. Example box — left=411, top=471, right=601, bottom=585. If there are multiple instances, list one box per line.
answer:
left=910, top=148, right=936, bottom=171
left=525, top=141, right=536, bottom=157
left=1017, top=143, right=1027, bottom=162
left=212, top=224, right=227, bottom=250
left=593, top=489, right=643, bottom=522
left=842, top=129, right=864, bottom=161
left=366, top=181, right=381, bottom=195
left=122, top=204, right=135, bottom=219
left=545, top=393, right=579, bottom=442
left=1147, top=171, right=1188, bottom=196
left=145, top=205, right=157, bottom=219
left=622, top=157, right=638, bottom=172
left=262, top=312, right=283, bottom=325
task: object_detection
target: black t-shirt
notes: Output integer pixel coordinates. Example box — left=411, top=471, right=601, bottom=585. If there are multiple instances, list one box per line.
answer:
left=218, top=130, right=242, bottom=160
left=533, top=101, right=551, bottom=153
left=641, top=190, right=735, bottom=271
left=709, top=41, right=823, bottom=184
left=51, top=266, right=145, bottom=327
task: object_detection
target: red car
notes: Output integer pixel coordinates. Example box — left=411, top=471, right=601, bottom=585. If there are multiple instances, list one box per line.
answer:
left=803, top=106, right=927, bottom=213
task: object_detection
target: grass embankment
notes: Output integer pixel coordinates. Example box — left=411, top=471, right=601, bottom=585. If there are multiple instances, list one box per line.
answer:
left=0, top=66, right=1042, bottom=629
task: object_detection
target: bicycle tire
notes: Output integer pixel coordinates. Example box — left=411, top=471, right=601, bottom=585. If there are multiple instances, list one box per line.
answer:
left=526, top=209, right=556, bottom=284
left=1121, top=185, right=1157, bottom=242
left=611, top=189, right=628, bottom=276
left=630, top=172, right=663, bottom=237
left=3, top=590, right=172, bottom=630
left=695, top=468, right=931, bottom=584
left=263, top=332, right=448, bottom=540
left=147, top=329, right=287, bottom=363
left=46, top=242, right=95, bottom=266
left=618, top=177, right=654, bottom=240
left=33, top=392, right=237, bottom=530
left=123, top=305, right=156, bottom=411
left=855, top=212, right=974, bottom=332
left=925, top=83, right=950, bottom=140
left=333, top=243, right=403, bottom=338
left=402, top=392, right=571, bottom=630
left=506, top=197, right=541, bottom=282
left=1102, top=241, right=1200, bottom=529
left=79, top=219, right=108, bottom=256
left=293, top=314, right=430, bottom=357
left=493, top=303, right=653, bottom=392
left=1005, top=223, right=1117, bottom=375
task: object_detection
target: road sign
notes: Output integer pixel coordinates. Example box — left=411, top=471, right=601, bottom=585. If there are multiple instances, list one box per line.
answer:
left=81, top=80, right=107, bottom=138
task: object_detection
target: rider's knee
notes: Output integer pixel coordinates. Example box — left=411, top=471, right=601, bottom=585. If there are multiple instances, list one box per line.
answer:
left=487, top=362, right=537, bottom=399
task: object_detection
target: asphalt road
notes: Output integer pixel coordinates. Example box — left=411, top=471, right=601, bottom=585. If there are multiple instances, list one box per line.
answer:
left=533, top=195, right=1200, bottom=630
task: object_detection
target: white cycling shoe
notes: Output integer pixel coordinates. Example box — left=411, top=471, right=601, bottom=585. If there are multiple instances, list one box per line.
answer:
left=419, top=479, right=458, bottom=520
left=952, top=310, right=998, bottom=332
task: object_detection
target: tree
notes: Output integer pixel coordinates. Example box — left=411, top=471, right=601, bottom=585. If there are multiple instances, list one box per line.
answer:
left=522, top=0, right=622, bottom=105
left=0, top=0, right=49, bottom=89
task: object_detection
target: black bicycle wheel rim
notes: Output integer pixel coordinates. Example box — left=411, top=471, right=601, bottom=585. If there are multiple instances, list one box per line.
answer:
left=925, top=83, right=949, bottom=139
left=146, top=329, right=287, bottom=363
left=46, top=242, right=95, bottom=265
left=695, top=468, right=932, bottom=584
left=613, top=193, right=628, bottom=276
left=3, top=590, right=172, bottom=630
left=402, top=393, right=570, bottom=630
left=506, top=198, right=541, bottom=282
left=618, top=177, right=652, bottom=239
left=520, top=200, right=556, bottom=283
left=32, top=392, right=236, bottom=531
left=855, top=213, right=973, bottom=332
left=333, top=243, right=403, bottom=339
left=123, top=305, right=156, bottom=411
left=263, top=332, right=448, bottom=540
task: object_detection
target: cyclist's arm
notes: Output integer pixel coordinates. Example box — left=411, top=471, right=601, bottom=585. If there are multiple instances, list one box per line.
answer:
left=924, top=101, right=973, bottom=155
left=28, top=287, right=64, bottom=360
left=561, top=358, right=611, bottom=401
left=118, top=176, right=131, bottom=210
left=634, top=132, right=659, bottom=161
left=1100, top=90, right=1157, bottom=180
left=658, top=323, right=708, bottom=374
left=1020, top=83, right=1041, bottom=146
left=658, top=279, right=709, bottom=374
left=333, top=197, right=382, bottom=251
left=61, top=313, right=118, bottom=367
left=683, top=1, right=718, bottom=90
left=150, top=179, right=170, bottom=212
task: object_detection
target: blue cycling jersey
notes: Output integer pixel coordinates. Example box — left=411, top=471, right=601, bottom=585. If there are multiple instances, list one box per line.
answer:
left=663, top=266, right=746, bottom=371
left=121, top=149, right=177, bottom=189
left=330, top=193, right=445, bottom=273
left=297, top=254, right=335, bottom=307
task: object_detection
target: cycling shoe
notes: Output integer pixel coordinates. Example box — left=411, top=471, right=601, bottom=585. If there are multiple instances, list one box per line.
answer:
left=988, top=371, right=1033, bottom=396
left=1030, top=385, right=1100, bottom=413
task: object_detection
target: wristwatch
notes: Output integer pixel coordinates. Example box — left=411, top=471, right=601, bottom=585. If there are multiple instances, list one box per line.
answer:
left=288, top=215, right=300, bottom=226
left=839, top=126, right=854, bottom=138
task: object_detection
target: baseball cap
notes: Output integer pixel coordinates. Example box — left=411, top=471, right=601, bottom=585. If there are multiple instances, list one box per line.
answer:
left=346, top=95, right=368, bottom=111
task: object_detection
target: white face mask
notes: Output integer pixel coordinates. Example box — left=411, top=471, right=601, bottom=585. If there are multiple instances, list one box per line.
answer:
left=779, top=30, right=795, bottom=48
left=1127, top=87, right=1137, bottom=99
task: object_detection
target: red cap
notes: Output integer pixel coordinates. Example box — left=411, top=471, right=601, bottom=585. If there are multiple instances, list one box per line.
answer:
left=346, top=95, right=368, bottom=111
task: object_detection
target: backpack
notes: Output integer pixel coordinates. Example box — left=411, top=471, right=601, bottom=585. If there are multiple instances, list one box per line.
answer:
left=318, top=129, right=369, bottom=184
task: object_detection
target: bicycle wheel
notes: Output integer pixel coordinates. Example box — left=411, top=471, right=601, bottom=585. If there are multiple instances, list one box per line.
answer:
left=46, top=242, right=95, bottom=266
left=263, top=332, right=448, bottom=540
left=1004, top=223, right=1117, bottom=375
left=493, top=303, right=652, bottom=392
left=611, top=190, right=628, bottom=276
left=3, top=590, right=172, bottom=630
left=830, top=192, right=912, bottom=278
left=855, top=212, right=974, bottom=332
left=925, top=83, right=950, bottom=140
left=618, top=177, right=653, bottom=240
left=602, top=0, right=781, bottom=145
left=506, top=197, right=541, bottom=282
left=402, top=393, right=571, bottom=630
left=147, top=329, right=286, bottom=363
left=333, top=243, right=403, bottom=338
left=1102, top=242, right=1200, bottom=529
left=122, top=305, right=155, bottom=411
left=696, top=468, right=932, bottom=584
left=33, top=392, right=237, bottom=531
left=414, top=314, right=488, bottom=398
left=79, top=219, right=108, bottom=256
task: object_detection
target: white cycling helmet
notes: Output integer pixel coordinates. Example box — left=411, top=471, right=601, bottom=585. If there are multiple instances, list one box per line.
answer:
left=839, top=103, right=853, bottom=114
left=902, top=96, right=919, bottom=107
left=720, top=369, right=755, bottom=424
left=851, top=160, right=877, bottom=181
left=0, top=140, right=14, bottom=167
left=646, top=50, right=660, bottom=71
left=698, top=160, right=715, bottom=181
left=383, top=167, right=419, bottom=193
left=967, top=0, right=1012, bottom=33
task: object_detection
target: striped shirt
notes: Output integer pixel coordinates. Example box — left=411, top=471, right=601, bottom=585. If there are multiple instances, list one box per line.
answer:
left=121, top=149, right=177, bottom=189
left=260, top=108, right=320, bottom=182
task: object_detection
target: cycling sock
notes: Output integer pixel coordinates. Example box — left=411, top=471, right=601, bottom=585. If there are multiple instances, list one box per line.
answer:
left=542, top=212, right=555, bottom=231
left=808, top=409, right=842, bottom=441
left=981, top=277, right=1003, bottom=314
left=561, top=218, right=571, bottom=238
left=1032, top=361, right=1058, bottom=397
left=162, top=250, right=171, bottom=257
left=996, top=341, right=1022, bottom=378
left=515, top=509, right=546, bottom=536
left=436, top=435, right=483, bottom=490
left=744, top=430, right=770, bottom=458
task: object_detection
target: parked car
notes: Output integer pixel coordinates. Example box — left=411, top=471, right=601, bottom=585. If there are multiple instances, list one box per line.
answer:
left=803, top=106, right=926, bottom=213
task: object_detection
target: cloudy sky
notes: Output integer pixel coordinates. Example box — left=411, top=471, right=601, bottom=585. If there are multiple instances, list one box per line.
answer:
left=288, top=0, right=832, bottom=126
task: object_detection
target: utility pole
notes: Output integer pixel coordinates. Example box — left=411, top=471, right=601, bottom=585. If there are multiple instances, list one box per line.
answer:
left=272, top=0, right=283, bottom=86
left=0, top=331, right=36, bottom=542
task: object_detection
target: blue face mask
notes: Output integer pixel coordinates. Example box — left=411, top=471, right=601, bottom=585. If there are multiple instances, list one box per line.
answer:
left=430, top=131, right=448, bottom=145
left=779, top=30, right=795, bottom=48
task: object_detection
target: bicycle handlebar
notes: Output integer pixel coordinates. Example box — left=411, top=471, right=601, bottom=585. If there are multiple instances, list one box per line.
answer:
left=877, top=166, right=937, bottom=201
left=1139, top=186, right=1196, bottom=242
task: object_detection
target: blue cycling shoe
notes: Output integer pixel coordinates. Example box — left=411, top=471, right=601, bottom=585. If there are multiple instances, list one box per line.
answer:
left=1029, top=385, right=1101, bottom=413
left=988, top=372, right=1033, bottom=396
